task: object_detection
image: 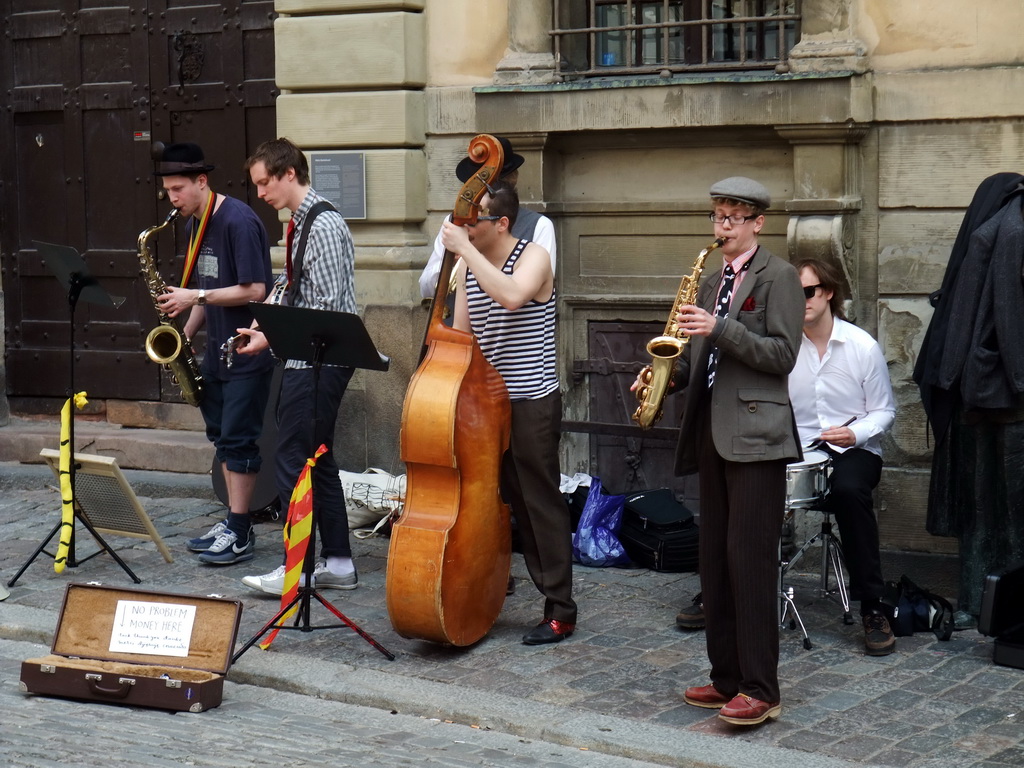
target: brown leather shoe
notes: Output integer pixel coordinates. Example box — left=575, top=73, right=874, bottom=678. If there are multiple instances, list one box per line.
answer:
left=718, top=694, right=781, bottom=725
left=684, top=683, right=731, bottom=709
left=863, top=609, right=896, bottom=656
left=522, top=618, right=574, bottom=645
left=675, top=592, right=705, bottom=630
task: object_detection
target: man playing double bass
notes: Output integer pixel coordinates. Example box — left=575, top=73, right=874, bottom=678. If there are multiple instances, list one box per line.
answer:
left=441, top=180, right=578, bottom=645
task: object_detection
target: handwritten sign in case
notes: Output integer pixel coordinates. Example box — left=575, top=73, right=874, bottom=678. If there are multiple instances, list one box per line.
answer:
left=109, top=600, right=197, bottom=658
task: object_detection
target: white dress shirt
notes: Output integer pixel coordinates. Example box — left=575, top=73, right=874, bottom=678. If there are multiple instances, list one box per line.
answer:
left=789, top=317, right=896, bottom=457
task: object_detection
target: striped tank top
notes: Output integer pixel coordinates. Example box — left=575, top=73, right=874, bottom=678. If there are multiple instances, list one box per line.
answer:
left=466, top=238, right=559, bottom=402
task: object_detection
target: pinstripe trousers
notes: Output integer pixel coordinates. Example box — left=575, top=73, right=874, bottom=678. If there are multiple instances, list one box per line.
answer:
left=696, top=407, right=787, bottom=704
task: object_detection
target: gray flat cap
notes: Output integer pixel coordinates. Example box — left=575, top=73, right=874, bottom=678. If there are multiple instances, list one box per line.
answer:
left=709, top=177, right=770, bottom=210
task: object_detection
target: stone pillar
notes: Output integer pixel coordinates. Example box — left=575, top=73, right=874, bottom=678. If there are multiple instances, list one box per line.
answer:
left=776, top=123, right=869, bottom=320
left=786, top=0, right=868, bottom=75
left=494, top=0, right=557, bottom=85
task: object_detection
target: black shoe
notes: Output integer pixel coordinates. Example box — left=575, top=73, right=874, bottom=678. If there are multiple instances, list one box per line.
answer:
left=676, top=592, right=705, bottom=630
left=522, top=618, right=574, bottom=645
left=863, top=609, right=896, bottom=656
left=506, top=575, right=516, bottom=596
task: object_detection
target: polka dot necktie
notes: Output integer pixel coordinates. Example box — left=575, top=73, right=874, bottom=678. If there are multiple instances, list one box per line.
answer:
left=706, top=263, right=739, bottom=389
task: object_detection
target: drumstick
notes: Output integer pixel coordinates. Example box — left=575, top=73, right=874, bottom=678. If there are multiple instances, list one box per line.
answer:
left=805, top=416, right=857, bottom=449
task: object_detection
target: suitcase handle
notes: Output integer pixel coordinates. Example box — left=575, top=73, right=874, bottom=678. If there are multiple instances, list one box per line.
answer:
left=84, top=673, right=135, bottom=699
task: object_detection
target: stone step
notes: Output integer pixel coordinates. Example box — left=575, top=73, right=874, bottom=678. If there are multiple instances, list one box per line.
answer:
left=0, top=416, right=213, bottom=475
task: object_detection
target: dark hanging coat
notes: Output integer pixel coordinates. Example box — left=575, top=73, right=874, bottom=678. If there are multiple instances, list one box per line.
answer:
left=913, top=173, right=1024, bottom=543
left=913, top=172, right=1024, bottom=443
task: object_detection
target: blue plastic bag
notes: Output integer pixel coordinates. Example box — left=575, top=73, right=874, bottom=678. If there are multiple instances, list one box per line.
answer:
left=572, top=478, right=630, bottom=567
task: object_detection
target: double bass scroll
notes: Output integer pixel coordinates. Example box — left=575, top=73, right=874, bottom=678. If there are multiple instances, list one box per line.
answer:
left=386, top=134, right=512, bottom=646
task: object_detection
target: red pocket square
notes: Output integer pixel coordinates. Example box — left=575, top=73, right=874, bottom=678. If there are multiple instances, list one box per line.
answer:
left=741, top=297, right=756, bottom=311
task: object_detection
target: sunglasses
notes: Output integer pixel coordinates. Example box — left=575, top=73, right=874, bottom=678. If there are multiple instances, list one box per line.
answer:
left=803, top=284, right=824, bottom=299
left=468, top=215, right=502, bottom=227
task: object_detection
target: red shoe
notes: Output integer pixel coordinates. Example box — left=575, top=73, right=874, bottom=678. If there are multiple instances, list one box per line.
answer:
left=683, top=683, right=731, bottom=709
left=718, top=693, right=781, bottom=725
left=522, top=618, right=574, bottom=645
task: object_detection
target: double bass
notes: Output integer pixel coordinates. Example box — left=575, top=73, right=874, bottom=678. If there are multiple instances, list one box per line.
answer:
left=386, top=135, right=512, bottom=646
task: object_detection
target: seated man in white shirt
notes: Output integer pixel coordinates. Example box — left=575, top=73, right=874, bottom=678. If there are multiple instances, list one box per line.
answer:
left=418, top=136, right=556, bottom=300
left=789, top=258, right=897, bottom=656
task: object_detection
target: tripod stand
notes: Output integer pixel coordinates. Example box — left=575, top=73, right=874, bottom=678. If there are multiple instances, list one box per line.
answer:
left=232, top=303, right=393, bottom=663
left=784, top=504, right=853, bottom=624
left=7, top=242, right=139, bottom=588
left=779, top=508, right=812, bottom=650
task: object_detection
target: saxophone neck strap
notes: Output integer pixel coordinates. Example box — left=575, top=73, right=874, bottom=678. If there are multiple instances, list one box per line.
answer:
left=180, top=189, right=215, bottom=288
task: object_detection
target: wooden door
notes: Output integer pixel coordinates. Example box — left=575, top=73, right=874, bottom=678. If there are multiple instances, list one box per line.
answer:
left=566, top=320, right=699, bottom=511
left=1, top=0, right=277, bottom=407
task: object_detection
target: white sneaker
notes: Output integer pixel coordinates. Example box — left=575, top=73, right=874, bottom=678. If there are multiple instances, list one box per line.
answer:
left=241, top=565, right=287, bottom=595
left=313, top=559, right=358, bottom=590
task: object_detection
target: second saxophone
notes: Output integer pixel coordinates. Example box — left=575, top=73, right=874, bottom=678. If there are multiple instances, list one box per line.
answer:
left=632, top=237, right=724, bottom=429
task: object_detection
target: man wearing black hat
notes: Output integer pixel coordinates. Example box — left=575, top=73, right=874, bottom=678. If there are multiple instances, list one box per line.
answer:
left=418, top=136, right=556, bottom=299
left=154, top=142, right=274, bottom=566
left=636, top=176, right=803, bottom=724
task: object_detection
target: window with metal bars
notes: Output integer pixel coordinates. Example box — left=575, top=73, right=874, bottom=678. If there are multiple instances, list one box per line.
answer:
left=552, top=0, right=800, bottom=78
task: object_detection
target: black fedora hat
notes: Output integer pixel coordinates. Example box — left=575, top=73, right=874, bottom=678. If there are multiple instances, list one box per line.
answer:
left=152, top=142, right=215, bottom=176
left=455, top=136, right=525, bottom=183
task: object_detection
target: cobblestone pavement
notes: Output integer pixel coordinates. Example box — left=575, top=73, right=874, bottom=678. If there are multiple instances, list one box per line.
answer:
left=0, top=639, right=668, bottom=768
left=1, top=472, right=1023, bottom=768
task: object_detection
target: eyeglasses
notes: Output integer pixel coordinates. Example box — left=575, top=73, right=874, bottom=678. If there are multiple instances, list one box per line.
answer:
left=468, top=215, right=502, bottom=226
left=803, top=284, right=824, bottom=299
left=709, top=213, right=758, bottom=225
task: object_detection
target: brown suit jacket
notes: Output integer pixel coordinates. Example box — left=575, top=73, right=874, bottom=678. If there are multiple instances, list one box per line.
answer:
left=674, top=245, right=804, bottom=474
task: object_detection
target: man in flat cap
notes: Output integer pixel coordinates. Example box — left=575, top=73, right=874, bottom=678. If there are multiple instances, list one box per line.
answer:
left=154, top=142, right=274, bottom=566
left=418, top=136, right=556, bottom=300
left=637, top=176, right=803, bottom=724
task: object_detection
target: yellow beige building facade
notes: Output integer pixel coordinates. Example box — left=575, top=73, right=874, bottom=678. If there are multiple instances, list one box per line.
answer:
left=269, top=1, right=1022, bottom=555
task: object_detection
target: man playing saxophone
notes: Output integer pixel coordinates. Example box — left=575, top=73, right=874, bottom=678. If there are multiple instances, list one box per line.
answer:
left=153, top=142, right=274, bottom=566
left=633, top=177, right=803, bottom=725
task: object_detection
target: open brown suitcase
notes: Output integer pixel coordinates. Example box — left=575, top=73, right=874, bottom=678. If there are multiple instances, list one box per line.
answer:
left=21, top=583, right=242, bottom=712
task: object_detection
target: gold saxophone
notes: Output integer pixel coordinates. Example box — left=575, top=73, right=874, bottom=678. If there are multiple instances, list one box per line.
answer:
left=138, top=209, right=205, bottom=407
left=632, top=237, right=724, bottom=429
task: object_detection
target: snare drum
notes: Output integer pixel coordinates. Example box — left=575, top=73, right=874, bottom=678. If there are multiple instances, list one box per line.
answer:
left=785, top=449, right=831, bottom=508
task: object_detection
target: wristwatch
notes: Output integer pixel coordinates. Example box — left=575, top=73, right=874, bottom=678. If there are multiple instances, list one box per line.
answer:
left=197, top=289, right=206, bottom=306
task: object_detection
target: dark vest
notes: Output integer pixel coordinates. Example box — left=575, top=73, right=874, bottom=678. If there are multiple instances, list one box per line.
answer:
left=511, top=206, right=541, bottom=242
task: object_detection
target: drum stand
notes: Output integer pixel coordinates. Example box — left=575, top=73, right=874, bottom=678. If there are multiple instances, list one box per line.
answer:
left=779, top=510, right=812, bottom=650
left=784, top=505, right=854, bottom=625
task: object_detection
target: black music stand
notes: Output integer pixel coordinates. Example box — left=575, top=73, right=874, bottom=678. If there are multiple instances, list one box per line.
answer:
left=7, top=242, right=140, bottom=587
left=232, top=303, right=393, bottom=662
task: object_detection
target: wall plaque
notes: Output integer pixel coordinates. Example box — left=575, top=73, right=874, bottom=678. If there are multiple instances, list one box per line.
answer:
left=310, top=152, right=367, bottom=220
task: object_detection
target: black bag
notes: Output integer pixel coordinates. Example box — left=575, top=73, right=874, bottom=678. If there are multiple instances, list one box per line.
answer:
left=618, top=488, right=699, bottom=573
left=979, top=562, right=1024, bottom=670
left=563, top=485, right=589, bottom=534
left=882, top=575, right=954, bottom=641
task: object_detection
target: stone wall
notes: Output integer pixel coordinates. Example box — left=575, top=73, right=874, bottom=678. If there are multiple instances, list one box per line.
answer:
left=274, top=0, right=428, bottom=472
left=271, top=0, right=1023, bottom=556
